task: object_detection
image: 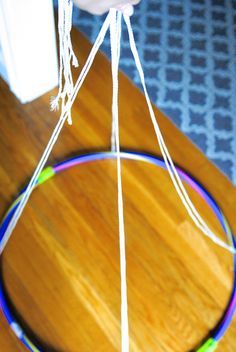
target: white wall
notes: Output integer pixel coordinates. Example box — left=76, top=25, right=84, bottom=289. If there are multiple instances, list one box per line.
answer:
left=0, top=0, right=58, bottom=103
left=0, top=43, right=8, bottom=82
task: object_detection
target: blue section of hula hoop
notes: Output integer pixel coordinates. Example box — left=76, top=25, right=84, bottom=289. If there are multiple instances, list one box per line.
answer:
left=21, top=339, right=34, bottom=352
left=22, top=337, right=41, bottom=352
left=0, top=272, right=41, bottom=351
left=213, top=236, right=236, bottom=342
left=0, top=280, right=13, bottom=325
left=0, top=205, right=18, bottom=244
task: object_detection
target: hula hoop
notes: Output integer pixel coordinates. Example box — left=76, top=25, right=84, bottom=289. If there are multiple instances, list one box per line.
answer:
left=0, top=151, right=235, bottom=352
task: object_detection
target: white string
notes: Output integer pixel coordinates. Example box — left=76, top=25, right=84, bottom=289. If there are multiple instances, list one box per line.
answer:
left=123, top=14, right=235, bottom=254
left=0, top=11, right=112, bottom=255
left=110, top=8, right=129, bottom=352
left=50, top=0, right=78, bottom=125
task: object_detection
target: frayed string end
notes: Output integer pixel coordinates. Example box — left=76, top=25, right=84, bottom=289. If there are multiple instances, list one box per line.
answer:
left=51, top=0, right=79, bottom=125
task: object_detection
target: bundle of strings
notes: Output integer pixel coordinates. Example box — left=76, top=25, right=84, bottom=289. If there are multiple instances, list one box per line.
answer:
left=1, top=2, right=235, bottom=352
left=50, top=0, right=79, bottom=125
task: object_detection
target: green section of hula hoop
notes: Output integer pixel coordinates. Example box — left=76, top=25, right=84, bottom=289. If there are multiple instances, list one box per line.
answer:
left=196, top=338, right=218, bottom=352
left=37, top=166, right=55, bottom=185
left=3, top=167, right=55, bottom=220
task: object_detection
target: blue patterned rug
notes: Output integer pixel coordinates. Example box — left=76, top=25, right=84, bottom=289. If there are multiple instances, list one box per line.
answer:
left=56, top=0, right=236, bottom=184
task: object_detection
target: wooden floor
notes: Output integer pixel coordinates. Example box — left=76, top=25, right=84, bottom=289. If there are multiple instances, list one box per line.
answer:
left=0, top=28, right=235, bottom=352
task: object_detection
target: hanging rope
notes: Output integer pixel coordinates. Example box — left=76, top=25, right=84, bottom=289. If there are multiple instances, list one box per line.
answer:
left=110, top=8, right=129, bottom=352
left=123, top=13, right=234, bottom=253
left=50, top=0, right=78, bottom=125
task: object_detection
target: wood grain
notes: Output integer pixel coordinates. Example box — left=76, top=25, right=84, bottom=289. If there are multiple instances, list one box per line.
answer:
left=0, top=27, right=235, bottom=352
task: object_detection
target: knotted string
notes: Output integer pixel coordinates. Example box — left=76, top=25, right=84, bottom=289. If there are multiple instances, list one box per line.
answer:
left=51, top=0, right=78, bottom=125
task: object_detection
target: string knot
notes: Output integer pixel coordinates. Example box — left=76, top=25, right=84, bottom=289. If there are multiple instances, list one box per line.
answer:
left=115, top=4, right=134, bottom=17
